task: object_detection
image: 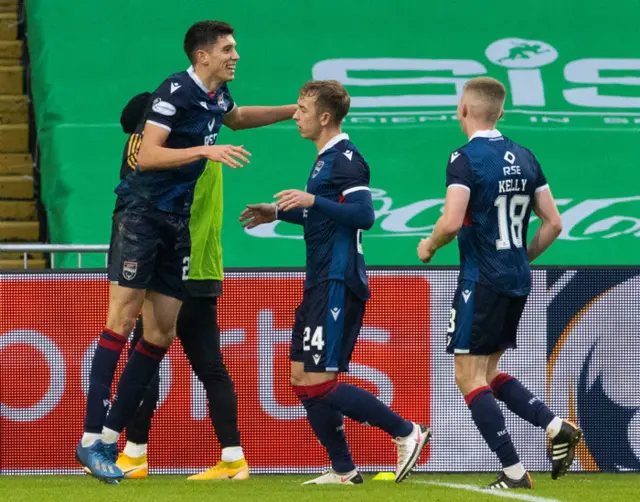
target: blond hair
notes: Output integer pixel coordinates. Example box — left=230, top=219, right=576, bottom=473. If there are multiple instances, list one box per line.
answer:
left=463, top=77, right=506, bottom=124
left=299, top=80, right=351, bottom=124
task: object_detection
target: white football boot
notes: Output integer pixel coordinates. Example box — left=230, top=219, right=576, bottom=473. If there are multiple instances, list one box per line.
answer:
left=393, top=422, right=432, bottom=483
left=302, top=468, right=363, bottom=485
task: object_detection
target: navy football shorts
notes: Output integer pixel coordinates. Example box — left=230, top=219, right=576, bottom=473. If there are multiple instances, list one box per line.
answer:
left=446, top=279, right=528, bottom=356
left=290, top=280, right=366, bottom=373
left=107, top=199, right=190, bottom=300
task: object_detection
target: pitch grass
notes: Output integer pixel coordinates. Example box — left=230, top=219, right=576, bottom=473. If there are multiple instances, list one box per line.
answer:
left=0, top=473, right=637, bottom=502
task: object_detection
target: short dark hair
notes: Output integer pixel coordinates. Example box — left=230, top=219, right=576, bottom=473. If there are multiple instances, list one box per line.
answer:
left=299, top=80, right=350, bottom=124
left=183, top=21, right=234, bottom=64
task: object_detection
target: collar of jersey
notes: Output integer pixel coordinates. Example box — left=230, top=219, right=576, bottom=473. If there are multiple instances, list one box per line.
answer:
left=318, top=133, right=349, bottom=156
left=468, top=129, right=502, bottom=141
left=187, top=66, right=211, bottom=95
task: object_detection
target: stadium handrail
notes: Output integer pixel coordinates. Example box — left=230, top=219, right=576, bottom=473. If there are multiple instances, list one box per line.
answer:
left=0, top=244, right=637, bottom=271
left=0, top=243, right=109, bottom=268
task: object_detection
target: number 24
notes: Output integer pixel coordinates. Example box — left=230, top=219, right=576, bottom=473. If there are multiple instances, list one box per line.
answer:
left=303, top=326, right=324, bottom=351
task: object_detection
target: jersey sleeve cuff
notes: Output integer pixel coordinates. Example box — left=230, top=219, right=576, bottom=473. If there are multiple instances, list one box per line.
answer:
left=447, top=183, right=471, bottom=192
left=535, top=183, right=550, bottom=193
left=146, top=120, right=172, bottom=132
left=342, top=185, right=370, bottom=196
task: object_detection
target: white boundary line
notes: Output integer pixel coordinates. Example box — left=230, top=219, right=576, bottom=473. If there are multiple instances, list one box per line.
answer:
left=416, top=481, right=563, bottom=502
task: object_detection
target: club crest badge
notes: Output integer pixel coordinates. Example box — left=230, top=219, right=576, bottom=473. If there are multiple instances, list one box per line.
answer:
left=312, top=161, right=324, bottom=178
left=122, top=261, right=138, bottom=281
left=218, top=93, right=228, bottom=112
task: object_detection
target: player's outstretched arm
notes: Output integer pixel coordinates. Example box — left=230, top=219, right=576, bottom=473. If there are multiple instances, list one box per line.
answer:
left=527, top=187, right=562, bottom=262
left=312, top=191, right=374, bottom=230
left=240, top=203, right=277, bottom=228
left=137, top=123, right=251, bottom=170
left=274, top=188, right=374, bottom=230
left=137, top=123, right=203, bottom=169
left=240, top=202, right=305, bottom=227
left=418, top=186, right=470, bottom=263
left=223, top=105, right=297, bottom=131
left=276, top=206, right=305, bottom=225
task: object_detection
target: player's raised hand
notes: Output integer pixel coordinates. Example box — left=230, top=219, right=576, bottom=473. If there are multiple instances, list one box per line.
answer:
left=274, top=189, right=315, bottom=211
left=239, top=203, right=276, bottom=229
left=201, top=144, right=251, bottom=169
left=417, top=237, right=436, bottom=263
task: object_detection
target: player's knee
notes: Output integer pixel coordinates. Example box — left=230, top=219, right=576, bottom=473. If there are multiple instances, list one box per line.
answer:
left=289, top=360, right=307, bottom=387
left=290, top=370, right=336, bottom=388
left=454, top=371, right=469, bottom=392
left=290, top=366, right=308, bottom=387
left=143, top=324, right=176, bottom=348
left=158, top=327, right=177, bottom=345
left=106, top=293, right=144, bottom=335
left=454, top=366, right=484, bottom=394
left=105, top=310, right=137, bottom=337
left=156, top=312, right=176, bottom=335
left=486, top=369, right=501, bottom=385
left=290, top=373, right=304, bottom=387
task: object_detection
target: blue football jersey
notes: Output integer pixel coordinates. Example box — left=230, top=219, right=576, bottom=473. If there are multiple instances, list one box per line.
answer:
left=446, top=129, right=548, bottom=296
left=115, top=66, right=235, bottom=214
left=304, top=133, right=371, bottom=301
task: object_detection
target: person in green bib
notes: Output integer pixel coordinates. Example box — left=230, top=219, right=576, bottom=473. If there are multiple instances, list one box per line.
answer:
left=177, top=159, right=247, bottom=481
